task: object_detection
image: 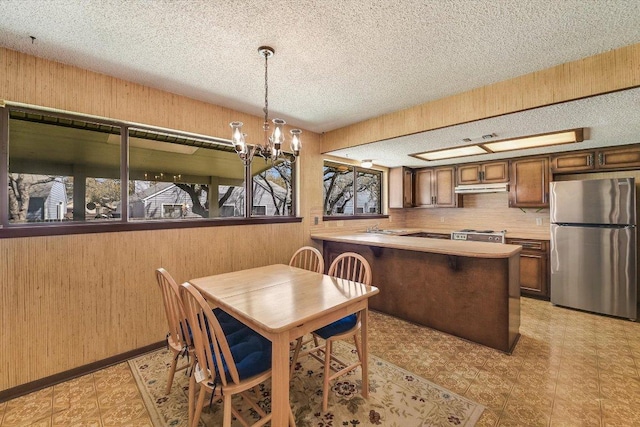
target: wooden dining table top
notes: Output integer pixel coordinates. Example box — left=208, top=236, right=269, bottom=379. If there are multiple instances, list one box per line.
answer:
left=188, top=263, right=380, bottom=333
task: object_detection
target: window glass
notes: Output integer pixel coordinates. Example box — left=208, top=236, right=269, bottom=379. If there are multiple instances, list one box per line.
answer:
left=323, top=161, right=382, bottom=216
left=8, top=111, right=121, bottom=223
left=252, top=160, right=293, bottom=216
left=128, top=128, right=245, bottom=220
left=356, top=169, right=382, bottom=214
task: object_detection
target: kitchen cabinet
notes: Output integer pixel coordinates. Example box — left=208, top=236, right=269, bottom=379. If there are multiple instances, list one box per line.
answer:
left=506, top=238, right=549, bottom=299
left=457, top=161, right=509, bottom=185
left=508, top=157, right=549, bottom=208
left=414, top=167, right=459, bottom=208
left=389, top=167, right=414, bottom=208
left=551, top=145, right=640, bottom=173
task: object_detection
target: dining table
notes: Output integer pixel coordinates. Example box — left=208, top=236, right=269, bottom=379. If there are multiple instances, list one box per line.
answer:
left=189, top=263, right=380, bottom=426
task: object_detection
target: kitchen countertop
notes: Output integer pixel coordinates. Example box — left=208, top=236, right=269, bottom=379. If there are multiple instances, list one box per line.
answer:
left=311, top=232, right=522, bottom=258
left=345, top=228, right=551, bottom=241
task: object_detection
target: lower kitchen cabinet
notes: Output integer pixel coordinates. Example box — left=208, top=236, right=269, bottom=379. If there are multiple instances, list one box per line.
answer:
left=507, top=238, right=550, bottom=299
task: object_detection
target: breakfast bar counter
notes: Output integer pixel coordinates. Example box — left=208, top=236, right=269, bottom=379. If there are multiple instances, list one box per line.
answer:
left=311, top=232, right=522, bottom=353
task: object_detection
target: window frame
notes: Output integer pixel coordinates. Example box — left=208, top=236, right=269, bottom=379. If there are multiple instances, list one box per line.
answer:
left=0, top=104, right=301, bottom=238
left=322, top=160, right=387, bottom=221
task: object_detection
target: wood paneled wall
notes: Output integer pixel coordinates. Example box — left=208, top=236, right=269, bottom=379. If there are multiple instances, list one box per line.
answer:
left=0, top=225, right=304, bottom=391
left=0, top=47, right=322, bottom=392
left=322, top=43, right=640, bottom=152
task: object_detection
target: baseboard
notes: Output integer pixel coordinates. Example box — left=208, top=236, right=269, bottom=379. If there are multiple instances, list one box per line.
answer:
left=0, top=340, right=165, bottom=403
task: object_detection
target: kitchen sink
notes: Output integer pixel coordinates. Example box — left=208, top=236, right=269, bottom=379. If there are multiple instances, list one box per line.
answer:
left=364, top=229, right=406, bottom=235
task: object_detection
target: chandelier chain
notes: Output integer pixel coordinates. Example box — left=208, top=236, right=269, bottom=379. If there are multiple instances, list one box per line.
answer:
left=263, top=52, right=269, bottom=132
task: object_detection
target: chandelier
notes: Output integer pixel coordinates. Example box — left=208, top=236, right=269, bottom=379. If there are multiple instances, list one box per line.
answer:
left=230, top=46, right=302, bottom=164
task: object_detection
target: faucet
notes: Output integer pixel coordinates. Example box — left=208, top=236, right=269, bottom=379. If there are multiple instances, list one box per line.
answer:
left=366, top=223, right=380, bottom=232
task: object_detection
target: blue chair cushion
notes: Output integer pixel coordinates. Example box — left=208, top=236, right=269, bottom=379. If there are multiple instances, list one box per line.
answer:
left=314, top=314, right=358, bottom=340
left=213, top=308, right=245, bottom=335
left=213, top=327, right=272, bottom=381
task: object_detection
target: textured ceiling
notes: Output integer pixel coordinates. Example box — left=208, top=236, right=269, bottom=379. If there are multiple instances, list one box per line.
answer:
left=1, top=0, right=640, bottom=166
left=330, top=88, right=640, bottom=167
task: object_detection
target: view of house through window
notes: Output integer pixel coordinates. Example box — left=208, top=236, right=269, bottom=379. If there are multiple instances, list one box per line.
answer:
left=127, top=127, right=246, bottom=220
left=323, top=160, right=382, bottom=216
left=4, top=106, right=297, bottom=227
left=8, top=111, right=122, bottom=223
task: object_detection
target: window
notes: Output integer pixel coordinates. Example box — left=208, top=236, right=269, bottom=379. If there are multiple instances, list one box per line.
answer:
left=2, top=105, right=298, bottom=232
left=127, top=127, right=246, bottom=220
left=7, top=110, right=121, bottom=223
left=252, top=160, right=293, bottom=216
left=323, top=161, right=382, bottom=216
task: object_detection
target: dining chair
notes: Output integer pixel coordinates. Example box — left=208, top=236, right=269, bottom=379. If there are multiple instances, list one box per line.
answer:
left=179, top=282, right=295, bottom=427
left=290, top=252, right=372, bottom=412
left=288, top=246, right=325, bottom=371
left=155, top=268, right=196, bottom=395
left=289, top=245, right=324, bottom=273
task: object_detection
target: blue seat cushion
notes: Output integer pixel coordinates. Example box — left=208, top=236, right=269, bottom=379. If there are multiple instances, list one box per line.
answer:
left=212, top=327, right=272, bottom=381
left=314, top=314, right=358, bottom=339
left=213, top=308, right=245, bottom=335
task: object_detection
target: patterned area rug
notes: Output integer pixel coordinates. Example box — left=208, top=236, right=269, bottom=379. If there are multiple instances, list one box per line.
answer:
left=129, top=341, right=484, bottom=426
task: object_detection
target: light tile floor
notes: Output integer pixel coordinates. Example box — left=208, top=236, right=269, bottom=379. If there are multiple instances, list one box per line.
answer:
left=1, top=297, right=639, bottom=426
left=367, top=297, right=640, bottom=427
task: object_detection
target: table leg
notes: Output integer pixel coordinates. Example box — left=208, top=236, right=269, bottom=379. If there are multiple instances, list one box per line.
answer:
left=361, top=306, right=369, bottom=398
left=271, top=332, right=294, bottom=426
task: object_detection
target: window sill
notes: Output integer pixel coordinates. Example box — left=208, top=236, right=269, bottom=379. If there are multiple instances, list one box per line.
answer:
left=322, top=214, right=389, bottom=222
left=0, top=216, right=303, bottom=239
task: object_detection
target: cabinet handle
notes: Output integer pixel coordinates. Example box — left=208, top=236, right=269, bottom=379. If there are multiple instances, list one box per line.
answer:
left=587, top=154, right=592, bottom=166
left=598, top=152, right=604, bottom=166
left=480, top=171, right=485, bottom=181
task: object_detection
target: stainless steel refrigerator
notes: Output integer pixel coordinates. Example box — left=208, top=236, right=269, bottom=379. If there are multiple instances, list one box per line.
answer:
left=550, top=178, right=637, bottom=321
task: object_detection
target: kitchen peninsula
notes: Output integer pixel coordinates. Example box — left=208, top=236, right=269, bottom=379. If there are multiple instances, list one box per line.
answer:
left=311, top=232, right=522, bottom=353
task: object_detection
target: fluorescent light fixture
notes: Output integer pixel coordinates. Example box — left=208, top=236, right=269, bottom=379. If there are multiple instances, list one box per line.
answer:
left=361, top=159, right=373, bottom=168
left=412, top=145, right=488, bottom=161
left=482, top=128, right=584, bottom=153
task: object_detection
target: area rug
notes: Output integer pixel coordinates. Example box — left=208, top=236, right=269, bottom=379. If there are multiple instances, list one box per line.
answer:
left=129, top=341, right=484, bottom=426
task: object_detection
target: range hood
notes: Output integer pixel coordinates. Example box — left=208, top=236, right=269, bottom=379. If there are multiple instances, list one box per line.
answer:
left=454, top=182, right=510, bottom=194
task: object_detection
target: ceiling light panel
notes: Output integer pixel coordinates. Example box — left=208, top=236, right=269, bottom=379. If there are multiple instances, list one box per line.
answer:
left=412, top=145, right=488, bottom=161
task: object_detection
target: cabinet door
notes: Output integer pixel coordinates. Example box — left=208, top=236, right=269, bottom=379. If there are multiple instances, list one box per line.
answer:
left=403, top=168, right=414, bottom=207
left=551, top=152, right=595, bottom=173
left=506, top=239, right=549, bottom=299
left=389, top=167, right=413, bottom=208
left=434, top=167, right=457, bottom=207
left=414, top=169, right=435, bottom=207
left=597, top=146, right=640, bottom=170
left=508, top=157, right=549, bottom=208
left=519, top=251, right=548, bottom=298
left=481, top=161, right=509, bottom=183
left=457, top=164, right=482, bottom=185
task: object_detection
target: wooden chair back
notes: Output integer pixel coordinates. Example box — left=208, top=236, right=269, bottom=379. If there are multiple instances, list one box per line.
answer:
left=328, top=252, right=372, bottom=285
left=289, top=246, right=324, bottom=273
left=179, top=282, right=240, bottom=387
left=155, top=268, right=192, bottom=350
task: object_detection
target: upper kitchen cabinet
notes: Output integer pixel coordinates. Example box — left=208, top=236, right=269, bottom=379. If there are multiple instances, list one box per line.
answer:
left=389, top=167, right=414, bottom=208
left=457, top=161, right=509, bottom=185
left=508, top=157, right=549, bottom=208
left=551, top=145, right=640, bottom=173
left=415, top=166, right=459, bottom=208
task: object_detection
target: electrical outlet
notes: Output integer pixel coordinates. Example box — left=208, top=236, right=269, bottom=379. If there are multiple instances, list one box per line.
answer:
left=440, top=216, right=445, bottom=223
left=314, top=216, right=319, bottom=225
left=536, top=218, right=543, bottom=226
